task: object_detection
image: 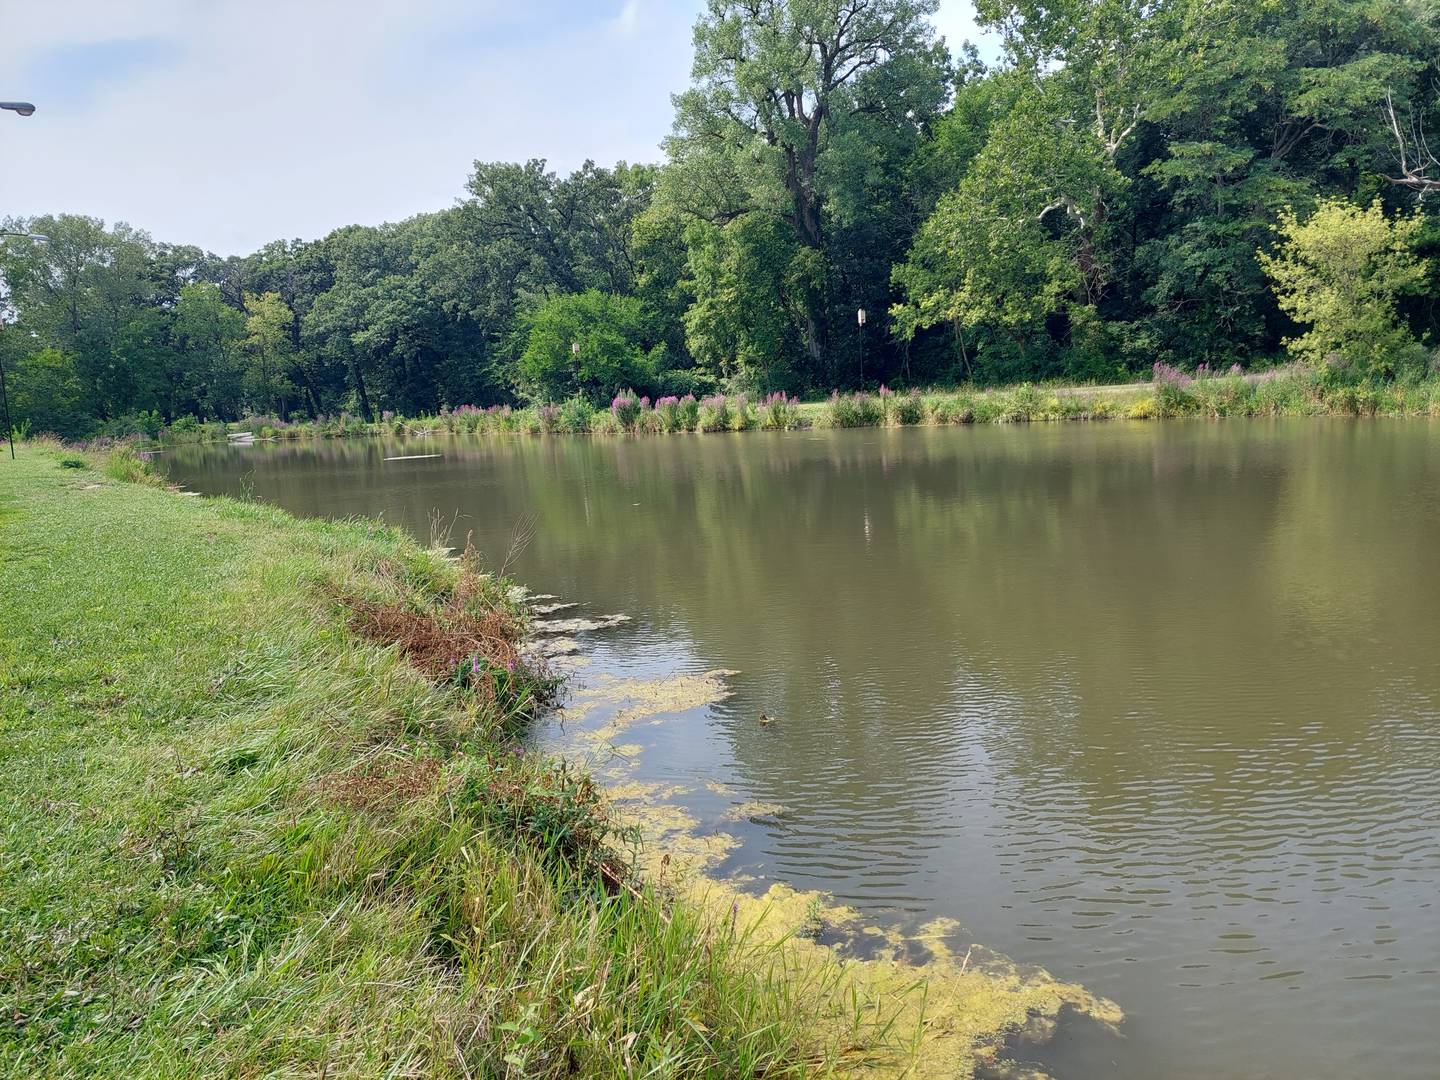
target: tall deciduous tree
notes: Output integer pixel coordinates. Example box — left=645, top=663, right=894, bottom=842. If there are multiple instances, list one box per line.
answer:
left=666, top=0, right=950, bottom=384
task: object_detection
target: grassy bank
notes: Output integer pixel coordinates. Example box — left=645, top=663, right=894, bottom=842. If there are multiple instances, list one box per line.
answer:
left=0, top=443, right=889, bottom=1077
left=150, top=367, right=1440, bottom=446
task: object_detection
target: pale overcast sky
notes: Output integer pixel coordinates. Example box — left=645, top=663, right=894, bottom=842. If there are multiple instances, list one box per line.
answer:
left=1, top=1, right=991, bottom=255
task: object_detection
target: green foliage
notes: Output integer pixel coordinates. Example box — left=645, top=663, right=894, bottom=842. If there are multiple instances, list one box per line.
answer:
left=1259, top=198, right=1431, bottom=377
left=695, top=394, right=733, bottom=432
left=557, top=395, right=595, bottom=434
left=823, top=392, right=885, bottom=428
left=518, top=291, right=662, bottom=405
left=681, top=215, right=805, bottom=392
left=759, top=392, right=802, bottom=430
left=6, top=348, right=94, bottom=440
left=101, top=443, right=167, bottom=486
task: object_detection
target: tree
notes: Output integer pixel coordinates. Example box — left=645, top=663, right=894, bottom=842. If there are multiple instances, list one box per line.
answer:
left=7, top=347, right=93, bottom=439
left=891, top=88, right=1121, bottom=377
left=682, top=214, right=807, bottom=391
left=516, top=291, right=662, bottom=404
left=666, top=0, right=951, bottom=382
left=1258, top=197, right=1430, bottom=377
left=173, top=282, right=246, bottom=419
left=244, top=291, right=296, bottom=416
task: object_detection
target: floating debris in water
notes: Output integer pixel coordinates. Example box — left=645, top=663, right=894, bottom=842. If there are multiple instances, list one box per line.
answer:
left=532, top=613, right=632, bottom=634
left=534, top=636, right=582, bottom=657
left=531, top=601, right=578, bottom=615
left=383, top=454, right=442, bottom=461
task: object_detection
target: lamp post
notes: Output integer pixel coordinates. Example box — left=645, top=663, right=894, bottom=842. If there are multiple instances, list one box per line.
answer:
left=2, top=99, right=38, bottom=459
left=0, top=231, right=49, bottom=461
left=856, top=308, right=867, bottom=388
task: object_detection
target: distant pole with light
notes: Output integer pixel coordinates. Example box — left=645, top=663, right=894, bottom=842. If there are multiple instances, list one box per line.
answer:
left=0, top=230, right=50, bottom=462
left=1, top=100, right=37, bottom=459
left=857, top=308, right=867, bottom=387
left=0, top=338, right=14, bottom=459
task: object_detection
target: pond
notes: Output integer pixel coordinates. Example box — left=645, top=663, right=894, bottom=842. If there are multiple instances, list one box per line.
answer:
left=166, top=420, right=1440, bottom=1079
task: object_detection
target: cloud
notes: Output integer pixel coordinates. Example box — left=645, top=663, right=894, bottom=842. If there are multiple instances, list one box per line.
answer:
left=615, top=0, right=644, bottom=36
left=0, top=1, right=987, bottom=256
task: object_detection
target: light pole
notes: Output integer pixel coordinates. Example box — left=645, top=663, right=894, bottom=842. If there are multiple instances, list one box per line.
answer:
left=2, top=99, right=38, bottom=458
left=0, top=231, right=49, bottom=461
left=857, top=308, right=867, bottom=388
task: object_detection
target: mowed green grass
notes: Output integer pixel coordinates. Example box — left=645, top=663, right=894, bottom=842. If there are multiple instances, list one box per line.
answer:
left=0, top=445, right=844, bottom=1079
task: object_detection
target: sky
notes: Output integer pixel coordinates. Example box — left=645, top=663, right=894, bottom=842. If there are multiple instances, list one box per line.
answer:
left=1, top=1, right=991, bottom=256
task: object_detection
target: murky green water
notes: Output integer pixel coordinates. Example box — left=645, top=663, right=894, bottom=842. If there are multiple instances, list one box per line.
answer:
left=166, top=421, right=1440, bottom=1079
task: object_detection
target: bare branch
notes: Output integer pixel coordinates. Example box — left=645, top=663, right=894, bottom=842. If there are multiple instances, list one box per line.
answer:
left=1383, top=89, right=1440, bottom=198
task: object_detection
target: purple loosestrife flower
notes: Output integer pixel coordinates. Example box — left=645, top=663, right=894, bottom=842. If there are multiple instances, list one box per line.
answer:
left=1152, top=361, right=1194, bottom=389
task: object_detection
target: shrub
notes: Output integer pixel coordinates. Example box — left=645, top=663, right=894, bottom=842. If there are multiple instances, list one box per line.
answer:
left=970, top=393, right=1005, bottom=423
left=1127, top=395, right=1158, bottom=420
left=102, top=443, right=167, bottom=487
left=927, top=395, right=973, bottom=424
left=611, top=391, right=643, bottom=431
left=1258, top=197, right=1430, bottom=378
left=589, top=410, right=622, bottom=435
left=759, top=392, right=801, bottom=430
left=677, top=394, right=700, bottom=431
left=517, top=291, right=658, bottom=404
left=655, top=395, right=683, bottom=433
left=696, top=394, right=732, bottom=432
left=558, top=396, right=594, bottom=434
left=729, top=393, right=755, bottom=431
left=891, top=389, right=925, bottom=425
left=998, top=383, right=1044, bottom=422
left=824, top=392, right=883, bottom=428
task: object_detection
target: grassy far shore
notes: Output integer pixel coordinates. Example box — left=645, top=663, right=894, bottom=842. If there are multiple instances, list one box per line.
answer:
left=143, top=365, right=1440, bottom=446
left=0, top=442, right=1118, bottom=1079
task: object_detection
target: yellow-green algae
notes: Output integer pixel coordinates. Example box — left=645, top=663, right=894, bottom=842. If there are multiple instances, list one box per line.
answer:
left=545, top=663, right=1124, bottom=1079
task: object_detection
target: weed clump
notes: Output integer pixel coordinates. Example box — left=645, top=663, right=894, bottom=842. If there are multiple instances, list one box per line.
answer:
left=336, top=545, right=554, bottom=733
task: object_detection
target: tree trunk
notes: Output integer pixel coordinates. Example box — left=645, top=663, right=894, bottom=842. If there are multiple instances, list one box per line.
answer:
left=351, top=359, right=374, bottom=422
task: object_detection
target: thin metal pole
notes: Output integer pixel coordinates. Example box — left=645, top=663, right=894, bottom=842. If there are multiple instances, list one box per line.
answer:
left=0, top=349, right=14, bottom=459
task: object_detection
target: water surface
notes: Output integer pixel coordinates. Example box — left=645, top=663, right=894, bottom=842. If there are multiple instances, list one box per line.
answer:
left=167, top=421, right=1440, bottom=1079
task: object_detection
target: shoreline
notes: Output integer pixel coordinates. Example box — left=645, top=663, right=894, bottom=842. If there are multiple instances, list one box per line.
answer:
left=2, top=440, right=1119, bottom=1078
left=147, top=369, right=1440, bottom=448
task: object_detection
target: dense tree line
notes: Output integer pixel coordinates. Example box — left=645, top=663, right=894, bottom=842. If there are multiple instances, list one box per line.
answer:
left=4, top=0, right=1440, bottom=439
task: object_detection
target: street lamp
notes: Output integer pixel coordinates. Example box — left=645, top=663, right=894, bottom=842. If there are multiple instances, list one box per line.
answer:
left=0, top=231, right=49, bottom=461
left=2, top=99, right=39, bottom=459
left=856, top=308, right=867, bottom=386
